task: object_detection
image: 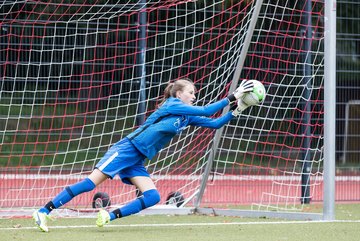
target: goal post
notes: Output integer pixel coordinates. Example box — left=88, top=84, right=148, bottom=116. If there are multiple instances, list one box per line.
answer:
left=194, top=0, right=264, bottom=209
left=323, top=0, right=336, bottom=221
left=0, top=0, right=335, bottom=220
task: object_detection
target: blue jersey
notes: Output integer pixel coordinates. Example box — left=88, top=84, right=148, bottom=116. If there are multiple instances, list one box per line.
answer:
left=126, top=97, right=233, bottom=159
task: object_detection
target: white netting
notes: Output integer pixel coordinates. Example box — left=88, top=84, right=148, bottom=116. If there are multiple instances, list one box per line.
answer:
left=0, top=0, right=325, bottom=217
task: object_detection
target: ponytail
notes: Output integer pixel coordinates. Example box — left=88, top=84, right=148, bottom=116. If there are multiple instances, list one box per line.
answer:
left=163, top=82, right=175, bottom=100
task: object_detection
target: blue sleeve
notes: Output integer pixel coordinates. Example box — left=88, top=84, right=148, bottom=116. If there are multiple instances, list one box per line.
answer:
left=167, top=98, right=229, bottom=117
left=188, top=112, right=234, bottom=129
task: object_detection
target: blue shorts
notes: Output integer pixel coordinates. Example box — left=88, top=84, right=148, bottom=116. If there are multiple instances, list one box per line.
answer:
left=95, top=138, right=149, bottom=185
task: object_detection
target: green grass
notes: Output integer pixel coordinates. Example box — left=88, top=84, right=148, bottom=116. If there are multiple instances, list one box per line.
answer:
left=1, top=204, right=360, bottom=241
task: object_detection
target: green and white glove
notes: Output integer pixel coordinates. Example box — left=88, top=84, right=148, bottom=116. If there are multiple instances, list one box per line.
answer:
left=227, top=80, right=254, bottom=103
left=231, top=99, right=251, bottom=117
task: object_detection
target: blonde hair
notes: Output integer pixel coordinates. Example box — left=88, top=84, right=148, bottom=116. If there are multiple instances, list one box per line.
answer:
left=160, top=78, right=195, bottom=105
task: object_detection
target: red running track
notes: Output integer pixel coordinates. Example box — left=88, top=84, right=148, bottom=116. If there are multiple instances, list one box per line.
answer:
left=1, top=175, right=359, bottom=208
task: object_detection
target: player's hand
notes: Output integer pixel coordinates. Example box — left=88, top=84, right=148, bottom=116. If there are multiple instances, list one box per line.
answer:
left=227, top=80, right=254, bottom=103
left=233, top=80, right=254, bottom=99
left=231, top=99, right=250, bottom=117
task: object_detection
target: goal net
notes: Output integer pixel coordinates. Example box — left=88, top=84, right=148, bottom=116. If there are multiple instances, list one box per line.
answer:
left=0, top=0, right=327, bottom=219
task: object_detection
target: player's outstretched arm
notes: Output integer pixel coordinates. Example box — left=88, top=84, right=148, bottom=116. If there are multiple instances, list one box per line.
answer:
left=167, top=98, right=230, bottom=117
left=188, top=112, right=234, bottom=129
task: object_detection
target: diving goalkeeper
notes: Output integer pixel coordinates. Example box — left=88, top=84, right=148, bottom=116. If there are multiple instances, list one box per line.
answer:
left=33, top=78, right=254, bottom=232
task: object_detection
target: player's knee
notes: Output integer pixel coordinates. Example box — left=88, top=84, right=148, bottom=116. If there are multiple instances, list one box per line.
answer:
left=82, top=178, right=96, bottom=192
left=68, top=178, right=96, bottom=196
left=143, top=189, right=161, bottom=208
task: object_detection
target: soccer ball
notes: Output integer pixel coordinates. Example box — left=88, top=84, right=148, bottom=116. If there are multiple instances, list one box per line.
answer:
left=165, top=191, right=184, bottom=207
left=241, top=79, right=266, bottom=106
left=92, top=192, right=111, bottom=208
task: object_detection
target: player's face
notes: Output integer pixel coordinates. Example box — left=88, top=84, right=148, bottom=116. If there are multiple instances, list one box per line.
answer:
left=177, top=84, right=196, bottom=105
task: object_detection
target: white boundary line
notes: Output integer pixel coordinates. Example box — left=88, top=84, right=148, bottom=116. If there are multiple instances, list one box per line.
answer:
left=1, top=220, right=360, bottom=231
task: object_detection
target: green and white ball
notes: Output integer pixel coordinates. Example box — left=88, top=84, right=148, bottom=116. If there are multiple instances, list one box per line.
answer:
left=241, top=80, right=266, bottom=106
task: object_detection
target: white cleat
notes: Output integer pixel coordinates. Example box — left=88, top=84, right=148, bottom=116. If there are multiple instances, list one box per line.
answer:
left=32, top=211, right=50, bottom=232
left=96, top=209, right=110, bottom=227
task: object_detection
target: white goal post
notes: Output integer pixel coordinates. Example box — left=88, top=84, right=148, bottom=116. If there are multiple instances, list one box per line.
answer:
left=0, top=0, right=335, bottom=220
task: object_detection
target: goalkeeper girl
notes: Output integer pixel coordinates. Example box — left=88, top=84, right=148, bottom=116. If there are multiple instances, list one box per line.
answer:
left=33, top=78, right=254, bottom=232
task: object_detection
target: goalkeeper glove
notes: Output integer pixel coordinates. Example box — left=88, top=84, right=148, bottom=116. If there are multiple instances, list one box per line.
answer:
left=231, top=99, right=250, bottom=117
left=227, top=80, right=254, bottom=102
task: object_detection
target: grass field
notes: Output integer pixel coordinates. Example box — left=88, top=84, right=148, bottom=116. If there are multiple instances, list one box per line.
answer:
left=1, top=204, right=360, bottom=241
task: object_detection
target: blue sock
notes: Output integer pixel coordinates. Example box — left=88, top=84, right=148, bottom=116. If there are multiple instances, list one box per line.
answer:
left=110, top=189, right=160, bottom=221
left=39, top=178, right=96, bottom=214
